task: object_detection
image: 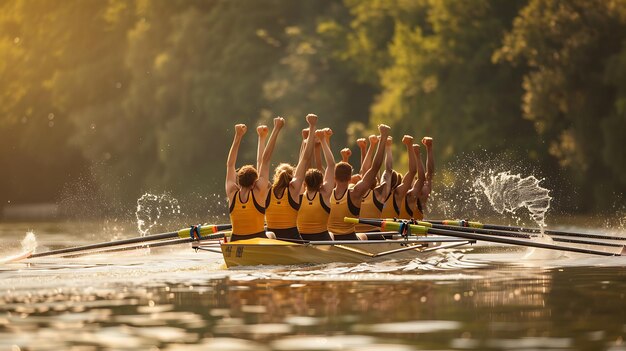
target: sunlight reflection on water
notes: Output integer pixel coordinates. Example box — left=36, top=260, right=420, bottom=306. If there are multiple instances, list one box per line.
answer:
left=1, top=223, right=626, bottom=350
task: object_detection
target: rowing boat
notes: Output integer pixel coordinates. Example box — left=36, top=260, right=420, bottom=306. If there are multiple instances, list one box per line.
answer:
left=205, top=216, right=625, bottom=267
left=204, top=236, right=473, bottom=267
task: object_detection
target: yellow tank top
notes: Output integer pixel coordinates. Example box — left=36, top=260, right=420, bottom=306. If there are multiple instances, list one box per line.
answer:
left=297, top=191, right=330, bottom=234
left=397, top=195, right=413, bottom=220
left=265, top=187, right=299, bottom=230
left=356, top=190, right=384, bottom=232
left=229, top=190, right=265, bottom=235
left=397, top=196, right=424, bottom=220
left=328, top=188, right=360, bottom=235
left=380, top=192, right=399, bottom=219
left=409, top=197, right=424, bottom=220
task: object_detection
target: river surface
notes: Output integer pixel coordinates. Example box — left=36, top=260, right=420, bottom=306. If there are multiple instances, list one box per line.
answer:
left=1, top=221, right=625, bottom=351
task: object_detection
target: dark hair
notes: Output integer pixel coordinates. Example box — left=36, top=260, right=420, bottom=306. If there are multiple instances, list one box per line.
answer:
left=237, top=165, right=258, bottom=188
left=272, top=163, right=294, bottom=192
left=304, top=169, right=323, bottom=191
left=390, top=170, right=402, bottom=189
left=335, top=162, right=352, bottom=182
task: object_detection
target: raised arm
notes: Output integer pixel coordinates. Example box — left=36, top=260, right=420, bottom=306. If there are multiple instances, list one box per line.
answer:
left=314, top=141, right=324, bottom=172
left=298, top=128, right=309, bottom=163
left=423, top=137, right=434, bottom=181
left=395, top=136, right=417, bottom=197
left=340, top=148, right=352, bottom=163
left=352, top=125, right=390, bottom=198
left=379, top=135, right=394, bottom=199
left=408, top=144, right=425, bottom=198
left=256, top=125, right=268, bottom=170
left=226, top=124, right=247, bottom=197
left=419, top=137, right=434, bottom=203
left=319, top=128, right=336, bottom=194
left=257, top=117, right=284, bottom=193
left=357, top=138, right=367, bottom=174
left=359, top=135, right=378, bottom=176
left=290, top=114, right=317, bottom=200
left=383, top=136, right=392, bottom=177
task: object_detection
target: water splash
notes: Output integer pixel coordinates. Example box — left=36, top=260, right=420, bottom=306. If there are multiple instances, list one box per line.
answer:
left=0, top=231, right=37, bottom=264
left=21, top=231, right=37, bottom=252
left=476, top=171, right=552, bottom=228
left=135, top=193, right=181, bottom=236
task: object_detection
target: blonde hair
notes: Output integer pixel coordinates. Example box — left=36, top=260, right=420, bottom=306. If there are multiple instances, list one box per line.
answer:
left=272, top=163, right=294, bottom=192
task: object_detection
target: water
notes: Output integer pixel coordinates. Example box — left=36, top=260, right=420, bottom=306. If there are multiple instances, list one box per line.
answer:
left=2, top=178, right=625, bottom=350
left=136, top=193, right=182, bottom=236
left=1, top=222, right=626, bottom=351
left=476, top=171, right=552, bottom=229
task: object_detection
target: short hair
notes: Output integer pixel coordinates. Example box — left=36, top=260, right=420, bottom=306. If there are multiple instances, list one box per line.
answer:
left=272, top=163, right=294, bottom=190
left=237, top=165, right=258, bottom=188
left=390, top=170, right=402, bottom=189
left=304, top=169, right=323, bottom=191
left=334, top=162, right=353, bottom=182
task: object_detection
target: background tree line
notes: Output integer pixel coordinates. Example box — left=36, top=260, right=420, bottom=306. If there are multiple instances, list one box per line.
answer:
left=1, top=0, right=625, bottom=218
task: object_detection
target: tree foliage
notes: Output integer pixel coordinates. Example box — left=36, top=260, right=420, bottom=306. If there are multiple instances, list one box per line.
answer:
left=495, top=0, right=626, bottom=209
left=0, top=0, right=624, bottom=214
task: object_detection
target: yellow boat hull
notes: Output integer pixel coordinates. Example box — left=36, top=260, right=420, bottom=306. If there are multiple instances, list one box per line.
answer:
left=220, top=238, right=434, bottom=267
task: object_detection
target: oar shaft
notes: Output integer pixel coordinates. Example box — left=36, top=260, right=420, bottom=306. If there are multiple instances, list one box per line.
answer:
left=344, top=217, right=428, bottom=235
left=346, top=217, right=623, bottom=256
left=429, top=219, right=625, bottom=241
left=431, top=224, right=531, bottom=239
left=62, top=233, right=226, bottom=258
left=30, top=232, right=178, bottom=258
left=432, top=224, right=622, bottom=248
left=484, top=223, right=625, bottom=241
left=30, top=223, right=232, bottom=258
left=426, top=227, right=621, bottom=257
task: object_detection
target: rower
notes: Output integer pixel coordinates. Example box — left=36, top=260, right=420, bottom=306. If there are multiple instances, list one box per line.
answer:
left=354, top=134, right=385, bottom=238
left=400, top=137, right=433, bottom=220
left=357, top=135, right=415, bottom=239
left=226, top=118, right=283, bottom=242
left=327, top=124, right=390, bottom=240
left=297, top=128, right=335, bottom=241
left=265, top=114, right=318, bottom=241
left=419, top=136, right=435, bottom=211
left=340, top=147, right=361, bottom=185
left=380, top=135, right=417, bottom=222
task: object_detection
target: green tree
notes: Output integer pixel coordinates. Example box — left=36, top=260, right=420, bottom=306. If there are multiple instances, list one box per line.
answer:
left=495, top=0, right=626, bottom=210
left=67, top=0, right=306, bottom=207
left=319, top=0, right=534, bottom=171
left=0, top=0, right=131, bottom=206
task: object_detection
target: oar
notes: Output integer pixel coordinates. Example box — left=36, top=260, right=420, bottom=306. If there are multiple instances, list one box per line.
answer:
left=61, top=234, right=225, bottom=258
left=345, top=218, right=625, bottom=257
left=28, top=223, right=231, bottom=259
left=405, top=221, right=625, bottom=249
left=429, top=219, right=626, bottom=242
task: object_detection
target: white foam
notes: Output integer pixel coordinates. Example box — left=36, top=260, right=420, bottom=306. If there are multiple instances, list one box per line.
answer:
left=0, top=231, right=37, bottom=264
left=476, top=171, right=552, bottom=229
